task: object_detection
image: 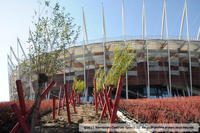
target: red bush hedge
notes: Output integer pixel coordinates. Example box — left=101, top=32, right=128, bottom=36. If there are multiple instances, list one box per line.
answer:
left=0, top=100, right=57, bottom=131
left=119, top=96, right=200, bottom=123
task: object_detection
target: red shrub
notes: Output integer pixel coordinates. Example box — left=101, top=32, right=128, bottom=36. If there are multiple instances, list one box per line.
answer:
left=119, top=96, right=200, bottom=123
left=0, top=99, right=58, bottom=131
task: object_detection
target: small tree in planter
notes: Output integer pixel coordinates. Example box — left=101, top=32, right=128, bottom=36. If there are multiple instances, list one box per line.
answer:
left=105, top=46, right=136, bottom=88
left=96, top=47, right=136, bottom=123
left=73, top=76, right=85, bottom=105
left=95, top=68, right=105, bottom=93
left=21, top=1, right=80, bottom=132
left=106, top=46, right=137, bottom=132
left=94, top=68, right=105, bottom=113
left=94, top=46, right=136, bottom=131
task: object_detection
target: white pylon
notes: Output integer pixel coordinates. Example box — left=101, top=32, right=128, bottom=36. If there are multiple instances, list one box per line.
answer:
left=179, top=0, right=192, bottom=96
left=179, top=0, right=187, bottom=40
left=121, top=0, right=129, bottom=99
left=197, top=26, right=200, bottom=40
left=142, top=0, right=146, bottom=39
left=102, top=3, right=106, bottom=74
left=142, top=0, right=150, bottom=98
left=82, top=7, right=89, bottom=101
left=161, top=0, right=172, bottom=97
left=17, top=38, right=27, bottom=60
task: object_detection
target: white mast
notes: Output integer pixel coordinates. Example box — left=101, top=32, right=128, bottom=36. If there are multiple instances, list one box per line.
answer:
left=197, top=26, right=200, bottom=40
left=121, top=0, right=129, bottom=99
left=28, top=44, right=35, bottom=100
left=184, top=0, right=192, bottom=96
left=142, top=0, right=146, bottom=39
left=102, top=3, right=106, bottom=74
left=7, top=54, right=15, bottom=68
left=10, top=46, right=20, bottom=79
left=122, top=0, right=126, bottom=41
left=82, top=7, right=89, bottom=101
left=17, top=38, right=27, bottom=60
left=82, top=37, right=86, bottom=102
left=179, top=0, right=186, bottom=40
left=142, top=0, right=150, bottom=98
left=161, top=0, right=172, bottom=97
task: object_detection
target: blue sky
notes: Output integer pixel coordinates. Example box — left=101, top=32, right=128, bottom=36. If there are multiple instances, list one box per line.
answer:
left=0, top=0, right=199, bottom=102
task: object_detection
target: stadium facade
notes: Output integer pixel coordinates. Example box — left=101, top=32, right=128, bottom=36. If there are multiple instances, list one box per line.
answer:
left=7, top=0, right=200, bottom=101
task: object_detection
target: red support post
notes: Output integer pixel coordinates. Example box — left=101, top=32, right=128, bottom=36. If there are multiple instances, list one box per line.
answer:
left=108, top=76, right=124, bottom=133
left=52, top=95, right=56, bottom=119
left=65, top=84, right=71, bottom=123
left=97, top=94, right=99, bottom=109
left=62, top=95, right=65, bottom=109
left=68, top=96, right=71, bottom=104
left=75, top=93, right=78, bottom=104
left=40, top=81, right=55, bottom=99
left=100, top=97, right=107, bottom=120
left=16, top=80, right=26, bottom=115
left=70, top=87, right=76, bottom=113
left=99, top=92, right=105, bottom=105
left=57, top=86, right=63, bottom=116
left=36, top=81, right=55, bottom=124
left=74, top=93, right=77, bottom=103
left=10, top=106, right=33, bottom=133
left=109, top=98, right=113, bottom=109
left=10, top=81, right=55, bottom=133
left=103, top=88, right=112, bottom=120
left=98, top=95, right=103, bottom=109
left=75, top=93, right=77, bottom=104
left=11, top=104, right=31, bottom=133
left=100, top=86, right=112, bottom=120
left=10, top=123, right=20, bottom=133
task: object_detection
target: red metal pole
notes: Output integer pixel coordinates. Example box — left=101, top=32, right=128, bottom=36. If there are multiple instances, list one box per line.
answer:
left=11, top=104, right=31, bottom=133
left=100, top=97, right=108, bottom=120
left=74, top=93, right=77, bottom=103
left=68, top=95, right=71, bottom=104
left=103, top=88, right=112, bottom=120
left=99, top=92, right=105, bottom=105
left=65, top=84, right=71, bottom=123
left=75, top=93, right=77, bottom=104
left=35, top=81, right=55, bottom=124
left=100, top=86, right=112, bottom=120
left=75, top=93, right=78, bottom=104
left=98, top=95, right=103, bottom=109
left=108, top=76, right=124, bottom=133
left=62, top=93, right=66, bottom=109
left=109, top=98, right=113, bottom=109
left=57, top=86, right=63, bottom=115
left=40, top=81, right=55, bottom=99
left=10, top=106, right=33, bottom=133
left=10, top=81, right=55, bottom=133
left=70, top=87, right=76, bottom=113
left=16, top=80, right=26, bottom=115
left=97, top=93, right=99, bottom=109
left=52, top=95, right=56, bottom=119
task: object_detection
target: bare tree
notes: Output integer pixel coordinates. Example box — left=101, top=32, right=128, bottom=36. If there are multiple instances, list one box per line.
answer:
left=22, top=1, right=80, bottom=132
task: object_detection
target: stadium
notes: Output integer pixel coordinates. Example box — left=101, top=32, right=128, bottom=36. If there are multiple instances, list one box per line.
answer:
left=7, top=1, right=200, bottom=101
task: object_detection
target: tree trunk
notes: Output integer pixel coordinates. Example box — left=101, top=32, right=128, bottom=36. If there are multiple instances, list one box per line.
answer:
left=30, top=73, right=48, bottom=132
